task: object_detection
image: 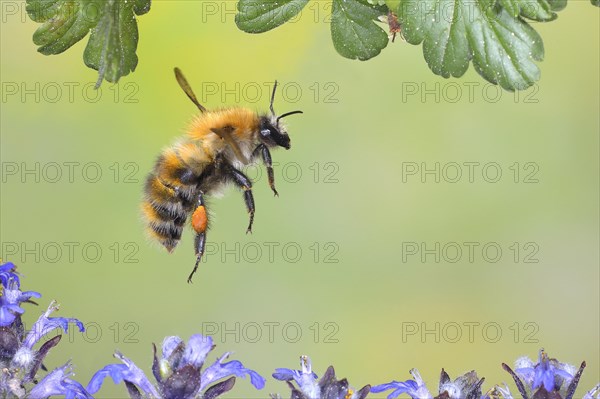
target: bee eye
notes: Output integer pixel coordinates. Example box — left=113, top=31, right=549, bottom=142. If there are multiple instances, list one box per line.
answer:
left=260, top=129, right=270, bottom=137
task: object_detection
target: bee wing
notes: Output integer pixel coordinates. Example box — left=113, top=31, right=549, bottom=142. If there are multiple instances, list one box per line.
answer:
left=210, top=127, right=249, bottom=164
left=174, top=67, right=208, bottom=113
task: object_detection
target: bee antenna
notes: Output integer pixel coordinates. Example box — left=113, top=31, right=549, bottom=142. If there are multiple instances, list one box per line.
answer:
left=270, top=80, right=278, bottom=115
left=277, top=110, right=303, bottom=124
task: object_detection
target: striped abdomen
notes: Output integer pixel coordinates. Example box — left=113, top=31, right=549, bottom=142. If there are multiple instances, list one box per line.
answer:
left=142, top=146, right=204, bottom=252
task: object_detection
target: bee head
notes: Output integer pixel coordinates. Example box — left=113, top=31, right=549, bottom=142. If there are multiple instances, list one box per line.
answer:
left=259, top=81, right=302, bottom=150
left=259, top=116, right=292, bottom=149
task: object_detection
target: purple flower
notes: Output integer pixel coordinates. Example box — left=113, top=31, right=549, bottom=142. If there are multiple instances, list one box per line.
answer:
left=29, top=362, right=93, bottom=399
left=200, top=352, right=266, bottom=392
left=372, top=368, right=484, bottom=399
left=273, top=355, right=319, bottom=398
left=515, top=349, right=573, bottom=392
left=0, top=265, right=41, bottom=327
left=0, top=262, right=19, bottom=288
left=273, top=355, right=370, bottom=399
left=0, top=262, right=89, bottom=398
left=20, top=300, right=84, bottom=351
left=502, top=349, right=594, bottom=399
left=88, top=352, right=160, bottom=397
left=371, top=369, right=431, bottom=399
left=87, top=333, right=265, bottom=399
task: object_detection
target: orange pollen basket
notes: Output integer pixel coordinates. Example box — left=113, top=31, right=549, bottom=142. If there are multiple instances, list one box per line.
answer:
left=192, top=206, right=208, bottom=233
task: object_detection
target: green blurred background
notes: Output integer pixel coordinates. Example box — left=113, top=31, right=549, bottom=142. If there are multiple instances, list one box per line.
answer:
left=1, top=1, right=598, bottom=397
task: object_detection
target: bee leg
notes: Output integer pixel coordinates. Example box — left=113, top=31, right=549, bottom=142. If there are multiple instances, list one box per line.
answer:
left=227, top=167, right=256, bottom=234
left=253, top=144, right=278, bottom=196
left=188, top=232, right=206, bottom=283
left=244, top=190, right=255, bottom=234
left=188, top=192, right=208, bottom=283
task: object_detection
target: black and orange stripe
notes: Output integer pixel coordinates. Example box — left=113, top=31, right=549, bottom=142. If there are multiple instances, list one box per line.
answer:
left=142, top=148, right=203, bottom=252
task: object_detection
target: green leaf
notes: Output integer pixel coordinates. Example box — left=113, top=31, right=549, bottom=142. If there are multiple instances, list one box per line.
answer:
left=496, top=0, right=558, bottom=21
left=83, top=0, right=148, bottom=87
left=547, top=0, right=567, bottom=11
left=592, top=0, right=600, bottom=7
left=235, top=0, right=309, bottom=33
left=134, top=0, right=151, bottom=14
left=26, top=0, right=150, bottom=87
left=331, top=0, right=389, bottom=60
left=398, top=0, right=546, bottom=91
left=26, top=0, right=101, bottom=55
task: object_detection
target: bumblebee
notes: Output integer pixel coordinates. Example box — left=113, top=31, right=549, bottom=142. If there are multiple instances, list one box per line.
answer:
left=142, top=68, right=302, bottom=282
